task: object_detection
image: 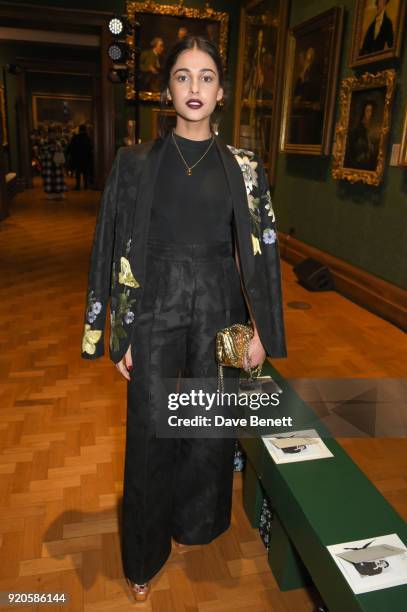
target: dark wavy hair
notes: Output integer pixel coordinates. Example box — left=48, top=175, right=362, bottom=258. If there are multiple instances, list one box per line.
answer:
left=359, top=99, right=376, bottom=122
left=158, top=35, right=228, bottom=134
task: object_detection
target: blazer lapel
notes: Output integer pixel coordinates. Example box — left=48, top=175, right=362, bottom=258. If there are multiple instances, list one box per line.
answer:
left=129, top=131, right=171, bottom=287
left=214, top=134, right=255, bottom=286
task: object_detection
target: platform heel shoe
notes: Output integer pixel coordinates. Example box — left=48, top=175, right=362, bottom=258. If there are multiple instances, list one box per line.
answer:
left=126, top=578, right=150, bottom=602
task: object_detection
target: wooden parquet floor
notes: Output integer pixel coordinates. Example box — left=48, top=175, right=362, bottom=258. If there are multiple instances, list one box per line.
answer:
left=0, top=177, right=406, bottom=611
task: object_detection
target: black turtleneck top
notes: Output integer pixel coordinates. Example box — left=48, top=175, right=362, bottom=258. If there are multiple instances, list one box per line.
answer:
left=148, top=130, right=234, bottom=243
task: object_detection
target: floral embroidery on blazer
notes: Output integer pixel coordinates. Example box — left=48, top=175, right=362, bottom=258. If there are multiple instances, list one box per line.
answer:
left=224, top=144, right=287, bottom=361
left=226, top=145, right=277, bottom=256
left=109, top=239, right=139, bottom=352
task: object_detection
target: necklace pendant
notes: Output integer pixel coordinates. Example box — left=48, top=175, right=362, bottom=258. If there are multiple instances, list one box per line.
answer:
left=187, top=168, right=192, bottom=176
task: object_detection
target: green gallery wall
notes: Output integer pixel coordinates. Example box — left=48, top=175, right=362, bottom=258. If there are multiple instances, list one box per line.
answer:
left=3, top=0, right=407, bottom=290
left=273, top=0, right=407, bottom=290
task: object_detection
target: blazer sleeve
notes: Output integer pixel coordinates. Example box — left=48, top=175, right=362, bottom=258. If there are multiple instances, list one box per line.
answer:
left=256, top=154, right=288, bottom=359
left=81, top=147, right=123, bottom=360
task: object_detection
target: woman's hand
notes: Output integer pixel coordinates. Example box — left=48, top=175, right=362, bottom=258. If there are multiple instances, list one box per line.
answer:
left=243, top=333, right=266, bottom=372
left=115, top=344, right=133, bottom=381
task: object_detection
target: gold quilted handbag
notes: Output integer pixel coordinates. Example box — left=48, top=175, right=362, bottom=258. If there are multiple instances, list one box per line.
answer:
left=216, top=321, right=263, bottom=392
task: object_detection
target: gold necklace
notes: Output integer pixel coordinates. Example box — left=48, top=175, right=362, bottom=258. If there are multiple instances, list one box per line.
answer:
left=171, top=128, right=215, bottom=175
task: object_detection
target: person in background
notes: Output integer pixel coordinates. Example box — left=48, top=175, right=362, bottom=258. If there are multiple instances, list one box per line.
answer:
left=39, top=127, right=67, bottom=199
left=67, top=124, right=93, bottom=190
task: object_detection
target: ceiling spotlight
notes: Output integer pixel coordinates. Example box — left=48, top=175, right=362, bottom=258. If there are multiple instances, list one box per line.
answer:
left=108, top=16, right=125, bottom=36
left=107, top=42, right=128, bottom=63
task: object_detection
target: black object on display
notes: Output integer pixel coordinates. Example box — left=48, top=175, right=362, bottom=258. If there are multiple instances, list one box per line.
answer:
left=293, top=257, right=335, bottom=291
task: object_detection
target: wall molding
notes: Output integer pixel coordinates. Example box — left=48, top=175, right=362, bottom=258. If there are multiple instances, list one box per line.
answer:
left=278, top=232, right=407, bottom=331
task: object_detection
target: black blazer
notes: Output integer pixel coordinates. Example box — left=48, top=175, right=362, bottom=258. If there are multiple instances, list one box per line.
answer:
left=81, top=130, right=288, bottom=364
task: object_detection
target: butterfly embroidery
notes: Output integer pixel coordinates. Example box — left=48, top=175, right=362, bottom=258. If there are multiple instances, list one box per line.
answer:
left=118, top=257, right=140, bottom=288
left=252, top=234, right=262, bottom=255
left=82, top=324, right=102, bottom=355
left=227, top=147, right=258, bottom=196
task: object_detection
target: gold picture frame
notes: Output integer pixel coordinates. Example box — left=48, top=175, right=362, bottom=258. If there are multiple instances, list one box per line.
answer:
left=233, top=0, right=290, bottom=187
left=398, top=103, right=407, bottom=166
left=280, top=7, right=344, bottom=156
left=0, top=85, right=8, bottom=146
left=332, top=69, right=396, bottom=186
left=32, top=93, right=93, bottom=129
left=125, top=0, right=229, bottom=102
left=349, top=0, right=406, bottom=68
left=151, top=107, right=176, bottom=138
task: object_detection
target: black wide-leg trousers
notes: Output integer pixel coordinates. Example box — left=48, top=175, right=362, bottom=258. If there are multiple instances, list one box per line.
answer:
left=121, top=238, right=248, bottom=583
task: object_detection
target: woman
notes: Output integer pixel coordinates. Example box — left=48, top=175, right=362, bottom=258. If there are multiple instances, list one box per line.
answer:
left=81, top=35, right=287, bottom=601
left=39, top=127, right=67, bottom=199
left=66, top=124, right=93, bottom=190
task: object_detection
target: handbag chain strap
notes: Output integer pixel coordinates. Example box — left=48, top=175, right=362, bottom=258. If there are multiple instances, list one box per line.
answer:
left=217, top=354, right=263, bottom=393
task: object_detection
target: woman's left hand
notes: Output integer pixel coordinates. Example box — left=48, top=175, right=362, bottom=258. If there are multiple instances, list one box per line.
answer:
left=243, top=334, right=266, bottom=372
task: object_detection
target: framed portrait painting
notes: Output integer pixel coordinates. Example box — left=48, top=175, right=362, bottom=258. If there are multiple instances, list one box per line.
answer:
left=349, top=0, right=406, bottom=67
left=280, top=7, right=344, bottom=156
left=32, top=93, right=93, bottom=130
left=125, top=1, right=229, bottom=102
left=151, top=107, right=176, bottom=139
left=332, top=69, right=396, bottom=185
left=233, top=0, right=290, bottom=186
